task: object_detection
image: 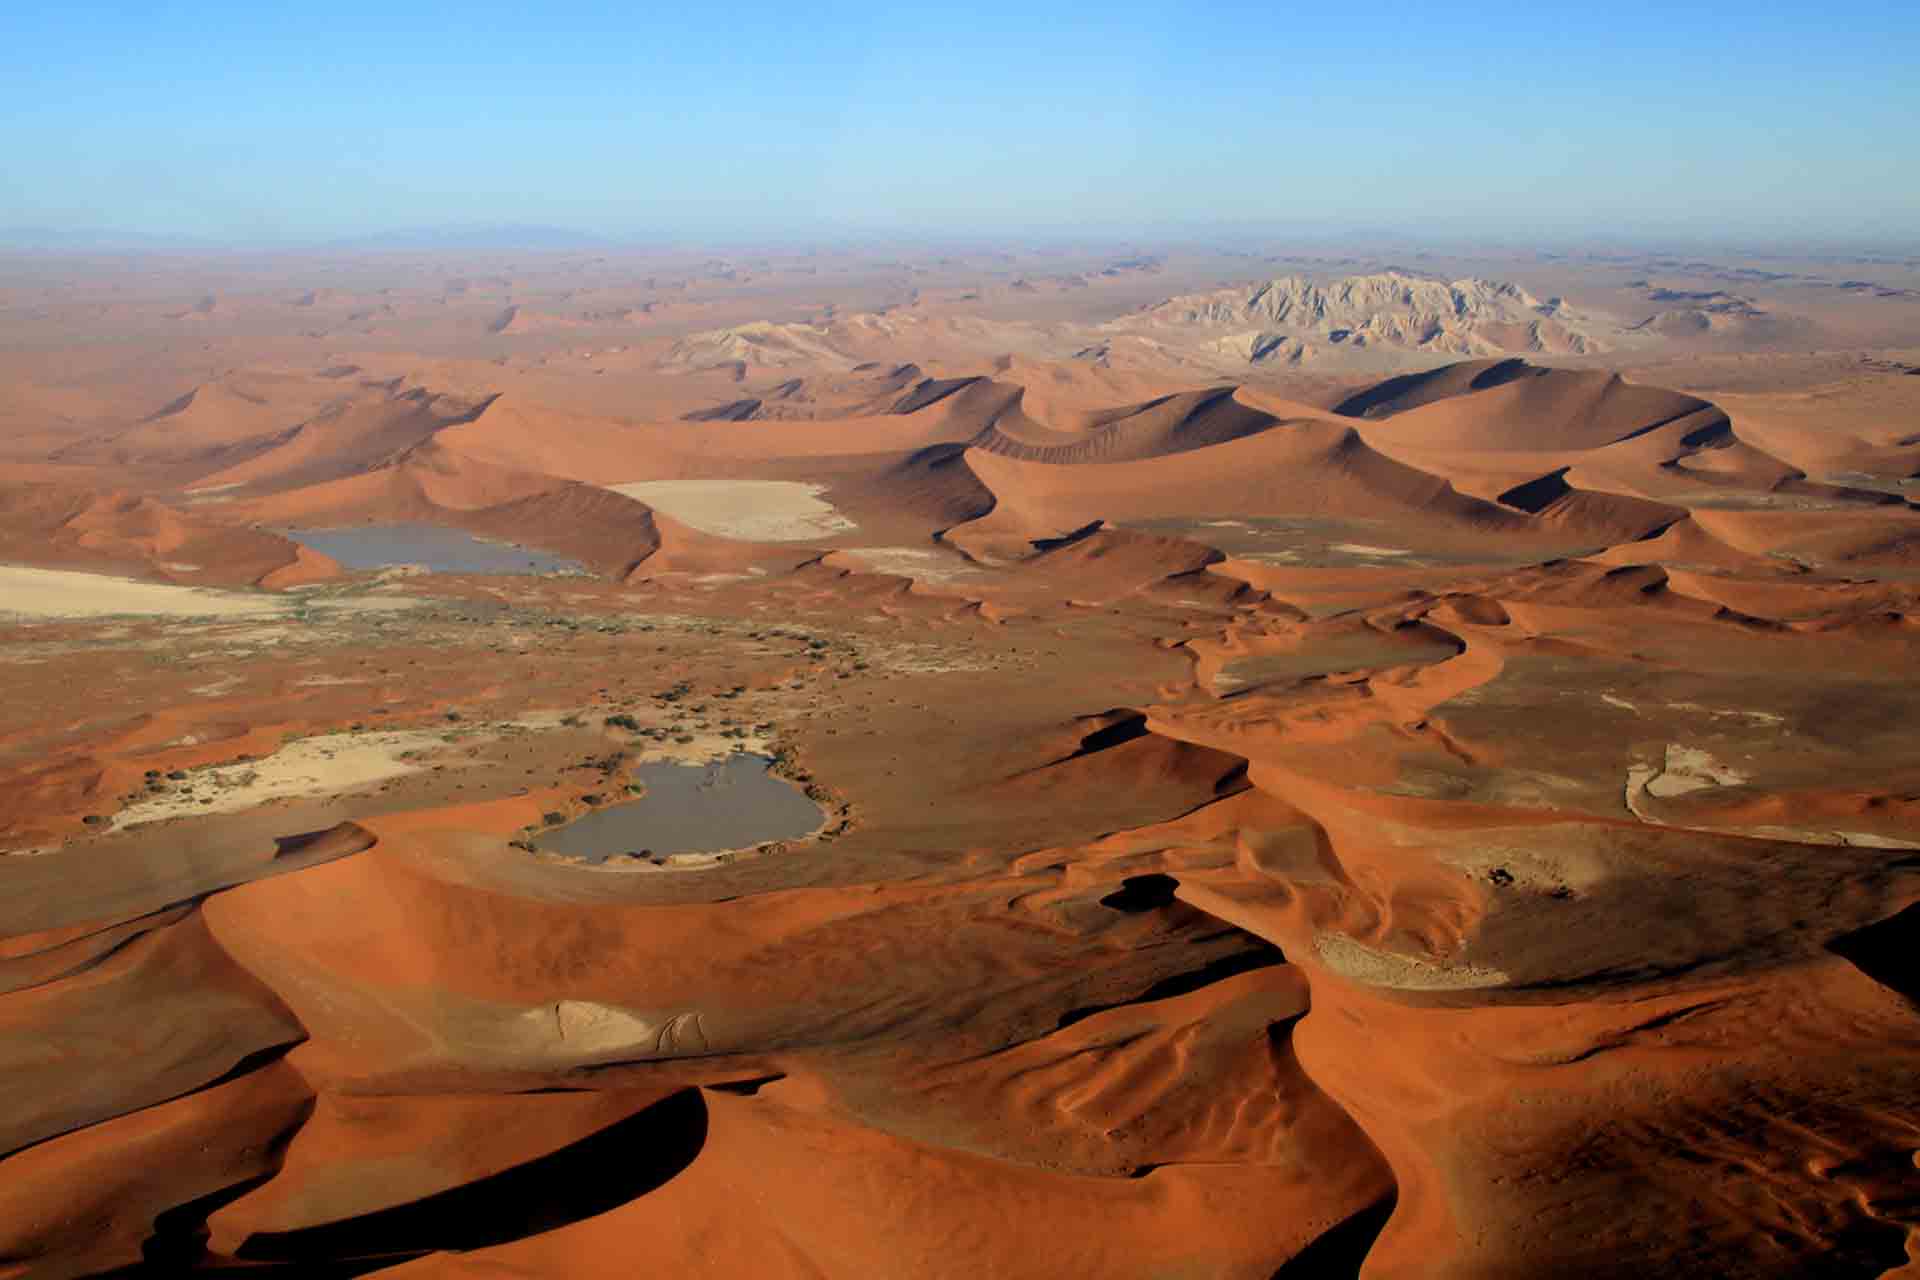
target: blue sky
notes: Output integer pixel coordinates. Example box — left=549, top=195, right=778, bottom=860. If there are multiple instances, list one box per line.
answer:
left=3, top=1, right=1916, bottom=245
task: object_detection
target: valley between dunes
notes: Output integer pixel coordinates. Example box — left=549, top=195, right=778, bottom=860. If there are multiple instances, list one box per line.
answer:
left=3, top=248, right=1920, bottom=1278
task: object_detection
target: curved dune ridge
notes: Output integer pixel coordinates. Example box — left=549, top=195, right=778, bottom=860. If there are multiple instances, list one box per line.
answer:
left=0, top=482, right=336, bottom=587
left=1, top=349, right=1918, bottom=1278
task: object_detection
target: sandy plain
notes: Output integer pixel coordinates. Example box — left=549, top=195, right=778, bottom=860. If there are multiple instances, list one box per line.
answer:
left=0, top=566, right=291, bottom=618
left=604, top=479, right=858, bottom=540
left=0, top=241, right=1918, bottom=1278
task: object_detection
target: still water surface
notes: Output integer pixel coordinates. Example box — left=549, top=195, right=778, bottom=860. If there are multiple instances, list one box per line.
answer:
left=536, top=754, right=823, bottom=863
left=285, top=523, right=584, bottom=575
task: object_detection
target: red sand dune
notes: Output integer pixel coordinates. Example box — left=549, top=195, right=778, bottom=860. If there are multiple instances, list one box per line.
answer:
left=0, top=481, right=336, bottom=586
left=3, top=320, right=1919, bottom=1280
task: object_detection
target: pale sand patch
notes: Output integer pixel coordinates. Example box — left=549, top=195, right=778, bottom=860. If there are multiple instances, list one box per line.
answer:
left=605, top=480, right=856, bottom=541
left=509, top=707, right=776, bottom=765
left=0, top=566, right=422, bottom=622
left=1329, top=543, right=1412, bottom=557
left=501, top=1003, right=711, bottom=1063
left=182, top=482, right=241, bottom=505
left=1666, top=700, right=1785, bottom=727
left=842, top=546, right=982, bottom=583
left=1438, top=837, right=1612, bottom=895
left=1734, top=825, right=1920, bottom=850
left=1622, top=751, right=1918, bottom=848
left=1644, top=745, right=1750, bottom=798
left=0, top=566, right=286, bottom=619
left=1834, top=831, right=1920, bottom=849
left=1625, top=744, right=1751, bottom=819
left=112, top=727, right=478, bottom=829
left=1314, top=933, right=1510, bottom=990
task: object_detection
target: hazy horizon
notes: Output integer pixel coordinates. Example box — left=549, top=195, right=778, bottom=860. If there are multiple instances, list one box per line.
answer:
left=5, top=221, right=1920, bottom=261
left=5, top=1, right=1917, bottom=249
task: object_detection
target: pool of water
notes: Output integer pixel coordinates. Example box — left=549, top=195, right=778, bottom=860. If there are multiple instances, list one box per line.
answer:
left=285, top=523, right=586, bottom=575
left=535, top=754, right=824, bottom=863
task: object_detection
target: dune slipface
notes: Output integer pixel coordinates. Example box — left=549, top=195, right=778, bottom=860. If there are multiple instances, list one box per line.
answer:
left=1, top=241, right=1918, bottom=1280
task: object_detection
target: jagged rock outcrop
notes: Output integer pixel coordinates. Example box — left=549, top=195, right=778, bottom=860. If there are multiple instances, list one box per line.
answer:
left=1118, top=270, right=1625, bottom=363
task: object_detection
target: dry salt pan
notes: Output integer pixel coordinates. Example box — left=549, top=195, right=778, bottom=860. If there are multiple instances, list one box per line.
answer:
left=605, top=480, right=857, bottom=541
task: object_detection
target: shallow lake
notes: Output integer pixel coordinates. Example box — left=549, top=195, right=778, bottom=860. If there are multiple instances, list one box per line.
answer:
left=285, top=523, right=585, bottom=575
left=536, top=754, right=824, bottom=863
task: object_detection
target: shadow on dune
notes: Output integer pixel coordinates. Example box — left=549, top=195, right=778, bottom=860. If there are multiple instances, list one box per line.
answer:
left=1270, top=1192, right=1396, bottom=1279
left=1054, top=942, right=1288, bottom=1031
left=271, top=821, right=378, bottom=861
left=1829, top=901, right=1920, bottom=1003
left=126, top=1175, right=319, bottom=1278
left=1331, top=357, right=1538, bottom=418
left=1055, top=874, right=1289, bottom=1028
left=226, top=1087, right=709, bottom=1267
left=1099, top=872, right=1180, bottom=912
left=98, top=1075, right=314, bottom=1277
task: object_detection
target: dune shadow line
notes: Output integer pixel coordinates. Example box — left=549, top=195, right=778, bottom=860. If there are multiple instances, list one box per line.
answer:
left=1270, top=1192, right=1396, bottom=1279
left=236, top=1086, right=708, bottom=1263
left=1829, top=901, right=1920, bottom=1003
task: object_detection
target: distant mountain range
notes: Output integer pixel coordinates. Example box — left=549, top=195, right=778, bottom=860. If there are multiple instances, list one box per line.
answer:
left=1111, top=270, right=1621, bottom=364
